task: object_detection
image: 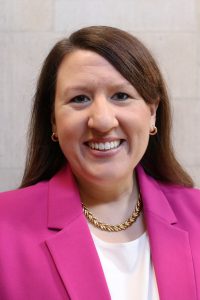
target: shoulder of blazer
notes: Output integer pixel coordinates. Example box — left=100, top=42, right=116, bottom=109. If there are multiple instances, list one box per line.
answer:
left=0, top=180, right=48, bottom=203
left=158, top=181, right=200, bottom=204
left=0, top=180, right=49, bottom=226
left=136, top=165, right=200, bottom=228
left=156, top=181, right=200, bottom=227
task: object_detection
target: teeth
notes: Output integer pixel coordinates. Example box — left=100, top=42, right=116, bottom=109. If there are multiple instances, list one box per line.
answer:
left=88, top=140, right=121, bottom=151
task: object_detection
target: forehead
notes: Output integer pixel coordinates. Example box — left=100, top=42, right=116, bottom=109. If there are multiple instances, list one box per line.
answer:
left=56, top=49, right=131, bottom=88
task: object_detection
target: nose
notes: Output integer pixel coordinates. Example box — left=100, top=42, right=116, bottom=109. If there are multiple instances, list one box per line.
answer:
left=87, top=97, right=119, bottom=133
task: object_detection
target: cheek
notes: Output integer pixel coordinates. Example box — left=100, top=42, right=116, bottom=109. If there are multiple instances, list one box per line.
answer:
left=122, top=111, right=151, bottom=154
left=55, top=111, right=82, bottom=137
left=55, top=111, right=88, bottom=160
left=125, top=112, right=151, bottom=135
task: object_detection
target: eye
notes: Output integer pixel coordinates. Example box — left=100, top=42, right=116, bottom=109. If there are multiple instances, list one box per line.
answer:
left=111, top=92, right=130, bottom=101
left=70, top=95, right=90, bottom=103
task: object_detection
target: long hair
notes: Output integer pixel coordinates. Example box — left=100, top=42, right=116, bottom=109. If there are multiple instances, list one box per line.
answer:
left=20, top=26, right=193, bottom=188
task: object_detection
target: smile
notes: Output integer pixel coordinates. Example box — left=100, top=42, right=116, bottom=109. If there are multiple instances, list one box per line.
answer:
left=88, top=140, right=121, bottom=151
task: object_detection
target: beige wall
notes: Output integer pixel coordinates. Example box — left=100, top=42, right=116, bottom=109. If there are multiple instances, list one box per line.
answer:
left=0, top=0, right=200, bottom=191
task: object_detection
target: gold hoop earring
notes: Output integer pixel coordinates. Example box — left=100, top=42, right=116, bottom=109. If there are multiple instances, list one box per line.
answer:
left=150, top=126, right=157, bottom=135
left=51, top=132, right=58, bottom=142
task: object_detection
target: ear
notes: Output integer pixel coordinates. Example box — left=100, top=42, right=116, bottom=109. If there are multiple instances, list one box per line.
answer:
left=149, top=100, right=160, bottom=127
left=51, top=113, right=57, bottom=134
left=150, top=99, right=159, bottom=115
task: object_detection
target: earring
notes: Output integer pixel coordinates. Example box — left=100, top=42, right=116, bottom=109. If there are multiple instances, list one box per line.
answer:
left=51, top=132, right=58, bottom=142
left=150, top=126, right=157, bottom=135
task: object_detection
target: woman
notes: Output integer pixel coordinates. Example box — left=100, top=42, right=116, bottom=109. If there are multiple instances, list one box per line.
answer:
left=0, top=26, right=199, bottom=300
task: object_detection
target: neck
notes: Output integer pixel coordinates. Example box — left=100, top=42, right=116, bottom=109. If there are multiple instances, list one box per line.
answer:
left=76, top=173, right=139, bottom=223
left=78, top=174, right=137, bottom=203
left=75, top=172, right=145, bottom=243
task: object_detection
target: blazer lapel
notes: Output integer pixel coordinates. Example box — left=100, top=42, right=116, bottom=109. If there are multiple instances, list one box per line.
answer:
left=45, top=166, right=111, bottom=300
left=137, top=165, right=197, bottom=300
left=44, top=164, right=197, bottom=299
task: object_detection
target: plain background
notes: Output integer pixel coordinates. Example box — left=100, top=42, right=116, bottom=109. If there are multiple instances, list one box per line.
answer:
left=0, top=0, right=200, bottom=191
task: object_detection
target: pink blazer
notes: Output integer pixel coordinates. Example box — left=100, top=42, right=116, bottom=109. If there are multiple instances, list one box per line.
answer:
left=0, top=165, right=199, bottom=300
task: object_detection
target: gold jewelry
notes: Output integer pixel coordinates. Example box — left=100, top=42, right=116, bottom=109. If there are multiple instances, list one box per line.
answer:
left=82, top=194, right=142, bottom=232
left=150, top=126, right=157, bottom=135
left=51, top=132, right=58, bottom=142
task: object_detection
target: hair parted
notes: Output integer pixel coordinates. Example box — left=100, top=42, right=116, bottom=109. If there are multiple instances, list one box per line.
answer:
left=20, top=25, right=193, bottom=188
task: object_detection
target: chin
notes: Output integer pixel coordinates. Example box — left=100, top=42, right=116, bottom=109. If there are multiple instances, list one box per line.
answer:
left=85, top=168, right=130, bottom=184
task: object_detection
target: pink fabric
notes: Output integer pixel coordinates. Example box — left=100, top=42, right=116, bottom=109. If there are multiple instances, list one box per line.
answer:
left=0, top=164, right=199, bottom=299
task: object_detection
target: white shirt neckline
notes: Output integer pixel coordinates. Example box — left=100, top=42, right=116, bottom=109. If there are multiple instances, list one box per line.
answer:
left=92, top=231, right=160, bottom=300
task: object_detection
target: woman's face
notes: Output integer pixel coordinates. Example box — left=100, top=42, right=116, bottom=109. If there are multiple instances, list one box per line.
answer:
left=53, top=49, right=157, bottom=187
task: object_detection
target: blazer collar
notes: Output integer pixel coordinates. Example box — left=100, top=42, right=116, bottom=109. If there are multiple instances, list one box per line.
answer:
left=136, top=165, right=177, bottom=224
left=47, top=164, right=177, bottom=228
left=47, top=165, right=82, bottom=230
left=136, top=165, right=197, bottom=300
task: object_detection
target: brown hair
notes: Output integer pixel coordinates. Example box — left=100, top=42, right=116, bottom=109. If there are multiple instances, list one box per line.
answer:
left=20, top=26, right=193, bottom=188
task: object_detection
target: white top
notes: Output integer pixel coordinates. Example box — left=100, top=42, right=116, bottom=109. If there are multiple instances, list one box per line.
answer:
left=92, top=232, right=160, bottom=300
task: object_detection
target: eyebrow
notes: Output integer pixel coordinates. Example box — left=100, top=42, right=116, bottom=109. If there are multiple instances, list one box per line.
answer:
left=110, top=82, right=134, bottom=89
left=62, top=81, right=134, bottom=95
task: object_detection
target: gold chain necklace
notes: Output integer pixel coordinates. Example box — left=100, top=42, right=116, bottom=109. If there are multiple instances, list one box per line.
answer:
left=82, top=194, right=142, bottom=232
